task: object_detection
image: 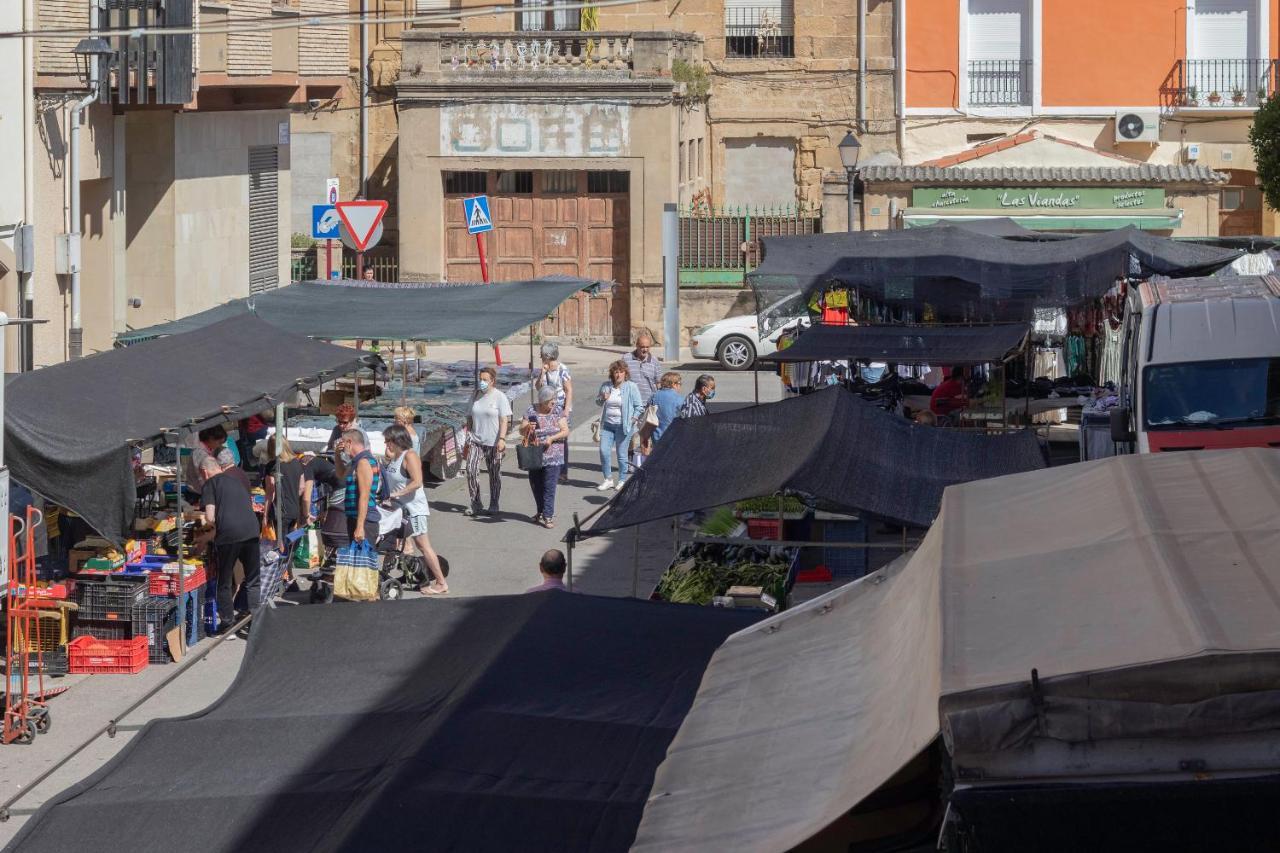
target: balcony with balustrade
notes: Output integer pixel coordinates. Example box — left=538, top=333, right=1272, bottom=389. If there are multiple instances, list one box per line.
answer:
left=1160, top=58, right=1280, bottom=113
left=966, top=59, right=1033, bottom=108
left=398, top=29, right=704, bottom=101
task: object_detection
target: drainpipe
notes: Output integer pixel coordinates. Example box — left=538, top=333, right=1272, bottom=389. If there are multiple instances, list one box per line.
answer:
left=20, top=0, right=35, bottom=370
left=67, top=6, right=101, bottom=360
left=359, top=0, right=368, bottom=197
left=894, top=0, right=905, bottom=159
left=857, top=0, right=867, bottom=134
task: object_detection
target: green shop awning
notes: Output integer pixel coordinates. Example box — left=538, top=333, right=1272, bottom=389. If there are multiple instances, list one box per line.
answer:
left=903, top=208, right=1184, bottom=231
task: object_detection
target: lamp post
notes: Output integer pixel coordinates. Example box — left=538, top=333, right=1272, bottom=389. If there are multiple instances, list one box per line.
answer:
left=838, top=130, right=862, bottom=233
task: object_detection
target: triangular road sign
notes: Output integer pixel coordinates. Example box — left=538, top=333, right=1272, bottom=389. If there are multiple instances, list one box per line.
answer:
left=335, top=200, right=388, bottom=252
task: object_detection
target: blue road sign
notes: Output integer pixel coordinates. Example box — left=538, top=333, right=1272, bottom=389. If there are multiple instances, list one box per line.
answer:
left=463, top=195, right=494, bottom=235
left=312, top=204, right=341, bottom=240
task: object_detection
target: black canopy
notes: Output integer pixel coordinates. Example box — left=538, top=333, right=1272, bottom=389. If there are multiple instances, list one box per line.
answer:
left=5, top=315, right=378, bottom=540
left=749, top=224, right=1242, bottom=330
left=759, top=323, right=1030, bottom=365
left=11, top=594, right=757, bottom=853
left=117, top=277, right=605, bottom=345
left=587, top=386, right=1046, bottom=534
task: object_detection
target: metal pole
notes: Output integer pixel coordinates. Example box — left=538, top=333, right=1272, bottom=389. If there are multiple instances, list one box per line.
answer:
left=275, top=402, right=285, bottom=548
left=662, top=203, right=679, bottom=363
left=358, top=0, right=368, bottom=199
left=857, top=0, right=867, bottom=133
left=529, top=325, right=536, bottom=409
left=174, top=428, right=186, bottom=643
left=568, top=513, right=581, bottom=592
left=845, top=167, right=856, bottom=233
left=754, top=367, right=759, bottom=405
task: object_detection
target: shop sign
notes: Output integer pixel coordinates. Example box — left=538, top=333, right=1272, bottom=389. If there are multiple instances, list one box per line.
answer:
left=912, top=187, right=1166, bottom=211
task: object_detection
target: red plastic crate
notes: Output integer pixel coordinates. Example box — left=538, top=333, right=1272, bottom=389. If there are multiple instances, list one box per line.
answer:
left=746, top=518, right=782, bottom=540
left=149, top=565, right=206, bottom=596
left=67, top=635, right=149, bottom=674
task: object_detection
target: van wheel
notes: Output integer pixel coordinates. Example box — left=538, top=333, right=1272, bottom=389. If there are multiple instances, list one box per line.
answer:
left=717, top=336, right=755, bottom=370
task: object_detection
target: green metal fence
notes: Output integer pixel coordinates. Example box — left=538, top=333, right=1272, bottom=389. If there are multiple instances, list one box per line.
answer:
left=678, top=204, right=819, bottom=287
left=290, top=248, right=399, bottom=282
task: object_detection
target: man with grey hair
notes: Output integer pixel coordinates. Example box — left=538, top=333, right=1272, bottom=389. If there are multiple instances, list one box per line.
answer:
left=622, top=330, right=662, bottom=406
left=333, top=428, right=382, bottom=544
left=533, top=339, right=573, bottom=484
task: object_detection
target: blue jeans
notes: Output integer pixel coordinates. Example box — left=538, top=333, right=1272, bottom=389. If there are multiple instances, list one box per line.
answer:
left=599, top=421, right=629, bottom=482
left=528, top=464, right=562, bottom=519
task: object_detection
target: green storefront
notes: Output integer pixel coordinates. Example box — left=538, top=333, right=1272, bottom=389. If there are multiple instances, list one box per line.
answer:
left=904, top=186, right=1182, bottom=231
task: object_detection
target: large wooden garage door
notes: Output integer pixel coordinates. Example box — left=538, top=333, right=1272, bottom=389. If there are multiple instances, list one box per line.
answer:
left=443, top=170, right=629, bottom=343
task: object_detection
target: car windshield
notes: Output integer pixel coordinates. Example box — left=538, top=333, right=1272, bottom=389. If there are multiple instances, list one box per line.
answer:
left=1143, top=358, right=1280, bottom=428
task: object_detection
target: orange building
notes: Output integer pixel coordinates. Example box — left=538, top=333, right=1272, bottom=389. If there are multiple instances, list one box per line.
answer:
left=875, top=0, right=1279, bottom=236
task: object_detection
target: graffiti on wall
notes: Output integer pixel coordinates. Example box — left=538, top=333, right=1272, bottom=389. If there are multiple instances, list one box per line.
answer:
left=441, top=103, right=630, bottom=157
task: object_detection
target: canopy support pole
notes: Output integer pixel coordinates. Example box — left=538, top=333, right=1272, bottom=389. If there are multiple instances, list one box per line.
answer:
left=567, top=512, right=580, bottom=592
left=529, top=325, right=536, bottom=409
left=754, top=367, right=759, bottom=405
left=473, top=342, right=479, bottom=391
left=275, top=400, right=286, bottom=553
left=172, top=427, right=187, bottom=650
left=401, top=341, right=408, bottom=406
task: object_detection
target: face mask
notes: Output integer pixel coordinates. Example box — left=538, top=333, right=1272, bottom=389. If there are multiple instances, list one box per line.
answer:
left=706, top=391, right=716, bottom=400
left=478, top=380, right=490, bottom=391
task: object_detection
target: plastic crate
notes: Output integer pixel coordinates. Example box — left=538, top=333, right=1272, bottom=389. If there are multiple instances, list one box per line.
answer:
left=73, top=575, right=148, bottom=621
left=131, top=597, right=178, bottom=664
left=820, top=516, right=869, bottom=579
left=0, top=646, right=68, bottom=677
left=745, top=518, right=782, bottom=541
left=71, top=617, right=133, bottom=641
left=67, top=636, right=148, bottom=674
left=148, top=564, right=206, bottom=597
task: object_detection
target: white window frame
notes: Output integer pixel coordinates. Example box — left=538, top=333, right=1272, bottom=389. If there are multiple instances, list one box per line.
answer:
left=958, top=0, right=1041, bottom=117
left=1185, top=0, right=1269, bottom=63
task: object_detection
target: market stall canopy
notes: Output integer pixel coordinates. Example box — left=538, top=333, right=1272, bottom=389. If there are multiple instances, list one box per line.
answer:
left=11, top=593, right=757, bottom=853
left=5, top=315, right=379, bottom=540
left=758, top=322, right=1030, bottom=365
left=748, top=225, right=1242, bottom=330
left=632, top=448, right=1280, bottom=853
left=116, top=276, right=607, bottom=345
left=585, top=386, right=1046, bottom=534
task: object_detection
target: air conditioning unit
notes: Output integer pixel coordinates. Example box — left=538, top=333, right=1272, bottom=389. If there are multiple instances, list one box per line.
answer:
left=1115, top=111, right=1160, bottom=143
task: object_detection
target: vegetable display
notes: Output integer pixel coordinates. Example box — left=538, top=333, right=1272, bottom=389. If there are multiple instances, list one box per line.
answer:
left=735, top=496, right=807, bottom=515
left=656, top=544, right=792, bottom=606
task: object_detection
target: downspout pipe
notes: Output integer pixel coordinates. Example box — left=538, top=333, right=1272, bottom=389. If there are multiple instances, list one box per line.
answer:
left=68, top=5, right=101, bottom=360
left=857, top=0, right=867, bottom=134
left=20, top=0, right=36, bottom=370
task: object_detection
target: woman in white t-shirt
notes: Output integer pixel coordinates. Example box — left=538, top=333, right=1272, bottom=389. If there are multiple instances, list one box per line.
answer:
left=533, top=341, right=573, bottom=484
left=464, top=365, right=513, bottom=516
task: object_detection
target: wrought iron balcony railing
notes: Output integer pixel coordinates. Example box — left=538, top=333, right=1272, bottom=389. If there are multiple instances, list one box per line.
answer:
left=1160, top=58, right=1280, bottom=111
left=967, top=59, right=1032, bottom=107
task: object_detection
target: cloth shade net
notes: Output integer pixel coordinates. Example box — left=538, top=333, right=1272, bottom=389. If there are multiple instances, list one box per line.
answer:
left=586, top=386, right=1047, bottom=534
left=10, top=593, right=758, bottom=853
left=749, top=223, right=1242, bottom=331
left=4, top=315, right=380, bottom=540
left=758, top=322, right=1030, bottom=365
left=116, top=277, right=606, bottom=345
left=632, top=448, right=1280, bottom=852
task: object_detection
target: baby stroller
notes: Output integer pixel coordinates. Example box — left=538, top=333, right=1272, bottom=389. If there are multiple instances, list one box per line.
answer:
left=308, top=506, right=406, bottom=604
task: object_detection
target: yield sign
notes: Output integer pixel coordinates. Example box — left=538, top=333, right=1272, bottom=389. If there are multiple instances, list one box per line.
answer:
left=335, top=200, right=388, bottom=252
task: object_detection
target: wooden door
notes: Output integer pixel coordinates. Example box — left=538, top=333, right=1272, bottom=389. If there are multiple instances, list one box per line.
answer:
left=444, top=170, right=629, bottom=343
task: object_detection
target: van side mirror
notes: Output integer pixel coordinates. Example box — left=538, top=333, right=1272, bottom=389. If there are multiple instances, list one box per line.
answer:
left=1110, top=407, right=1135, bottom=444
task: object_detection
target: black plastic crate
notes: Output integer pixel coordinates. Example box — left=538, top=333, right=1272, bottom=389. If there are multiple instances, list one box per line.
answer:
left=73, top=575, right=148, bottom=621
left=132, top=597, right=178, bottom=664
left=0, top=646, right=67, bottom=677
left=71, top=617, right=133, bottom=641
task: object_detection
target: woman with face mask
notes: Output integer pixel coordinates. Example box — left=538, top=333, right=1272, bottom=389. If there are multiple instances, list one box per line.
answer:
left=464, top=366, right=512, bottom=516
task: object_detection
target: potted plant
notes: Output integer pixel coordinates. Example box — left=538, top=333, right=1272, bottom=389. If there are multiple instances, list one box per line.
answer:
left=1185, top=85, right=1198, bottom=106
left=1208, top=90, right=1222, bottom=105
left=1232, top=86, right=1246, bottom=105
left=1259, top=86, right=1269, bottom=105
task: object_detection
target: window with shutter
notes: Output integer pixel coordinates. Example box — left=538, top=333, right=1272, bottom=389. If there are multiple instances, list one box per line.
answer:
left=248, top=146, right=280, bottom=295
left=1190, top=0, right=1259, bottom=102
left=967, top=0, right=1031, bottom=106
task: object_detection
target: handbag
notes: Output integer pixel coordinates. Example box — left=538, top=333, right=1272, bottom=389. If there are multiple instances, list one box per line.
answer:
left=292, top=525, right=321, bottom=570
left=591, top=418, right=601, bottom=444
left=516, top=442, right=545, bottom=471
left=334, top=540, right=379, bottom=601
left=643, top=402, right=660, bottom=428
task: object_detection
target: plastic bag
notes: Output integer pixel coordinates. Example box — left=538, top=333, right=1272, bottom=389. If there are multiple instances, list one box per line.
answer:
left=292, top=525, right=321, bottom=570
left=334, top=540, right=379, bottom=601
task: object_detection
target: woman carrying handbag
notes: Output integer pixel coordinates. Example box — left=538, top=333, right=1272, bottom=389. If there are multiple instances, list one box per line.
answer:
left=520, top=386, right=570, bottom=528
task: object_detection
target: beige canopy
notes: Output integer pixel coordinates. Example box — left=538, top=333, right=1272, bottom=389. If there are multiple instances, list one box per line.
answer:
left=631, top=448, right=1280, bottom=853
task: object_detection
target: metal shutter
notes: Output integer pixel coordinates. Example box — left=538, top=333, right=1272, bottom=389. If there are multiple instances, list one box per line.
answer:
left=968, top=0, right=1027, bottom=61
left=248, top=145, right=280, bottom=294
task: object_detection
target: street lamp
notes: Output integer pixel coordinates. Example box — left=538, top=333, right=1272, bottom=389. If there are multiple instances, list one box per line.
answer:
left=73, top=37, right=112, bottom=99
left=838, top=130, right=862, bottom=233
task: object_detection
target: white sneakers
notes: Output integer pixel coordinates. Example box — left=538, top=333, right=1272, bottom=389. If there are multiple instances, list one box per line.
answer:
left=597, top=479, right=615, bottom=491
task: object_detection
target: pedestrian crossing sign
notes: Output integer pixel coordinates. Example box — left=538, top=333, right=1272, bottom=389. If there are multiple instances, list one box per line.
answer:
left=464, top=195, right=494, bottom=235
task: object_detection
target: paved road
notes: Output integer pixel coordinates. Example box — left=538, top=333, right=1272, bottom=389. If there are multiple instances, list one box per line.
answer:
left=0, top=345, right=780, bottom=845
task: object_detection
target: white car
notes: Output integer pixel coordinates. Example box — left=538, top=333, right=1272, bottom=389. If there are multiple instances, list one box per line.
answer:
left=690, top=314, right=809, bottom=370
